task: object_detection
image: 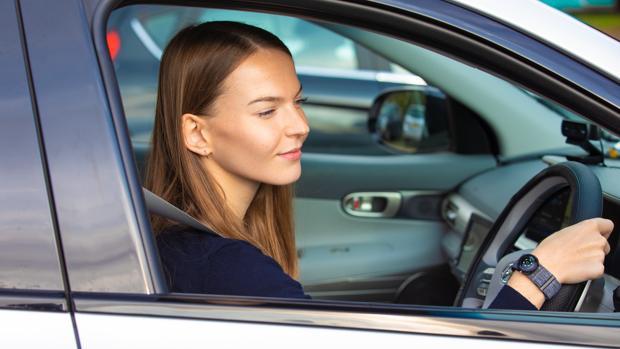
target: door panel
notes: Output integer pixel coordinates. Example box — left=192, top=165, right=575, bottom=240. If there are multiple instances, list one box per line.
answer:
left=295, top=153, right=496, bottom=301
left=76, top=312, right=548, bottom=348
left=0, top=310, right=77, bottom=348
left=295, top=198, right=448, bottom=301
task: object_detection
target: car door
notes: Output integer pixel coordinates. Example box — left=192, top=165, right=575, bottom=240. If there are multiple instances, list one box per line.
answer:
left=0, top=1, right=77, bottom=347
left=20, top=0, right=620, bottom=347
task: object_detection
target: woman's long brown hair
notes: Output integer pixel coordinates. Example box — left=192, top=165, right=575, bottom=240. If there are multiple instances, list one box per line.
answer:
left=144, top=21, right=298, bottom=278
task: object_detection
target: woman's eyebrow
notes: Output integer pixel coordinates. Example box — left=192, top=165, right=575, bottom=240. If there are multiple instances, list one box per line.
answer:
left=247, top=85, right=303, bottom=106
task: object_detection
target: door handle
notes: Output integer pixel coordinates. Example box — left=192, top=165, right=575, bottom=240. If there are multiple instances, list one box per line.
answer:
left=342, top=192, right=402, bottom=218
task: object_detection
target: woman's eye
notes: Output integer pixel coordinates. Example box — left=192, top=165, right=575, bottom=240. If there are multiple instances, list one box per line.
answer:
left=295, top=97, right=308, bottom=105
left=258, top=109, right=276, bottom=118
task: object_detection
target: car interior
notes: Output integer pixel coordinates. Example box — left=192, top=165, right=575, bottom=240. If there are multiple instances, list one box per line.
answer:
left=109, top=4, right=620, bottom=313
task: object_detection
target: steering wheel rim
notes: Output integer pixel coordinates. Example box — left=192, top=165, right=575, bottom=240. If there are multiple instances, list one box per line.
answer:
left=457, top=161, right=603, bottom=311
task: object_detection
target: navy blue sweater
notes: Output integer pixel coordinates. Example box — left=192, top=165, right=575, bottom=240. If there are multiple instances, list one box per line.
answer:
left=157, top=226, right=533, bottom=309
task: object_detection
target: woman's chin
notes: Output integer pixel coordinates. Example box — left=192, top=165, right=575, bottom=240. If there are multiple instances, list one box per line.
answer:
left=264, top=167, right=302, bottom=185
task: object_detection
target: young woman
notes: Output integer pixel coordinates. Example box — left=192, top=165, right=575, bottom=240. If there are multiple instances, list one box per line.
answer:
left=145, top=21, right=613, bottom=309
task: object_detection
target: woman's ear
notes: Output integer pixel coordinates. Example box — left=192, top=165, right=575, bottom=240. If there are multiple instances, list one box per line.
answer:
left=181, top=113, right=212, bottom=157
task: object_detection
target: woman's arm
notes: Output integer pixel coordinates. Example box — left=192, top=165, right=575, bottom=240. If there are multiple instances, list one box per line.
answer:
left=488, top=284, right=537, bottom=310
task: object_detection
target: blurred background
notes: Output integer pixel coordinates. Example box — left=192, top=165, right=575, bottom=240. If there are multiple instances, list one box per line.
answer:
left=541, top=0, right=620, bottom=40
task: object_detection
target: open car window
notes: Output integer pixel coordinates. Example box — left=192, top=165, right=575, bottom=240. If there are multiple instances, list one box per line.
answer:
left=53, top=0, right=620, bottom=346
left=102, top=0, right=620, bottom=325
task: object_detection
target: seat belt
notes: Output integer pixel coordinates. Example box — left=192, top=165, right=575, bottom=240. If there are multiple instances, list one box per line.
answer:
left=142, top=188, right=218, bottom=235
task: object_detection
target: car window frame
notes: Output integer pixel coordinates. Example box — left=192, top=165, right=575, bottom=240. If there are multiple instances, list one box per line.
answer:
left=88, top=0, right=620, bottom=345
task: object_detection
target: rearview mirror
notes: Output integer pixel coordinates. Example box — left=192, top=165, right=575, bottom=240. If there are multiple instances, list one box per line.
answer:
left=368, top=88, right=449, bottom=153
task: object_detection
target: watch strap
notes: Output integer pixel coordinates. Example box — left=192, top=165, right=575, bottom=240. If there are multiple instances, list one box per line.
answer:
left=528, top=265, right=562, bottom=300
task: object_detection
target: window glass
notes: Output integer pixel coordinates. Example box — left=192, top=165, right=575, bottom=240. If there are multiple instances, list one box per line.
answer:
left=197, top=10, right=358, bottom=70
left=142, top=12, right=180, bottom=48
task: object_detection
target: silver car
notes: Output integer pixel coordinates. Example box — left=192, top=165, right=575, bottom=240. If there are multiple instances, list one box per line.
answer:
left=1, top=0, right=619, bottom=347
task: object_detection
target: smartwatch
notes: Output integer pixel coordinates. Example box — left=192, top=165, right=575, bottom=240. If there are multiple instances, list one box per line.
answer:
left=511, top=253, right=562, bottom=300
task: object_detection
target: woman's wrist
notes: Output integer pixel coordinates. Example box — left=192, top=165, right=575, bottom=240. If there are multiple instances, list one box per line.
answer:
left=531, top=250, right=565, bottom=284
left=506, top=270, right=545, bottom=309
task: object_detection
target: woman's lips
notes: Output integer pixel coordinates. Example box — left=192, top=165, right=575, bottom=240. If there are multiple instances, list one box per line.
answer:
left=278, top=148, right=302, bottom=160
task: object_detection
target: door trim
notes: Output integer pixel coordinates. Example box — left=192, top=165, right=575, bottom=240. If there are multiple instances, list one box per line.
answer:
left=73, top=293, right=620, bottom=347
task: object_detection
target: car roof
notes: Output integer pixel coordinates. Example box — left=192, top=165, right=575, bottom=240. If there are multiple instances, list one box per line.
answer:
left=448, top=0, right=620, bottom=81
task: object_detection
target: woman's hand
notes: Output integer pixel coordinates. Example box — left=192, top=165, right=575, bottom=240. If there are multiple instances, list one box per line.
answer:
left=533, top=217, right=613, bottom=284
left=507, top=217, right=614, bottom=309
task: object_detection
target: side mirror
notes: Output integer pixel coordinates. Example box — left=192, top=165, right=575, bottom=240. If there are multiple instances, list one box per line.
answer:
left=368, top=87, right=449, bottom=153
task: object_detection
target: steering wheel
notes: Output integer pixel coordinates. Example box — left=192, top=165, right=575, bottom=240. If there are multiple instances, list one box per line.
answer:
left=457, top=161, right=602, bottom=311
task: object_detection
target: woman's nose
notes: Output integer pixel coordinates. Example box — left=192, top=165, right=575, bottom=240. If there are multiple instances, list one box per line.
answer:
left=285, top=107, right=310, bottom=138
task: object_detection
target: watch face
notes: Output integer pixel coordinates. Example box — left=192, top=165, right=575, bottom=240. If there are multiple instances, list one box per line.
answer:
left=518, top=254, right=539, bottom=274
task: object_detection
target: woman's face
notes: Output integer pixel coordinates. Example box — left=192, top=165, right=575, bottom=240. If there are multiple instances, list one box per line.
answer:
left=198, top=48, right=309, bottom=188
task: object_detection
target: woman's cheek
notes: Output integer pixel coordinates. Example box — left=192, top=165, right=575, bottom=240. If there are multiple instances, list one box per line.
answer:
left=247, top=124, right=281, bottom=156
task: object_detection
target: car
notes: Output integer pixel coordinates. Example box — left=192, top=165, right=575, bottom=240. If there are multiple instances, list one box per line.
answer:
left=1, top=0, right=620, bottom=348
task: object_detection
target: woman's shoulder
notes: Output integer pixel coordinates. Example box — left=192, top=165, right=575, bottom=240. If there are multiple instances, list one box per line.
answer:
left=156, top=224, right=248, bottom=258
left=156, top=224, right=273, bottom=268
left=156, top=225, right=308, bottom=299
